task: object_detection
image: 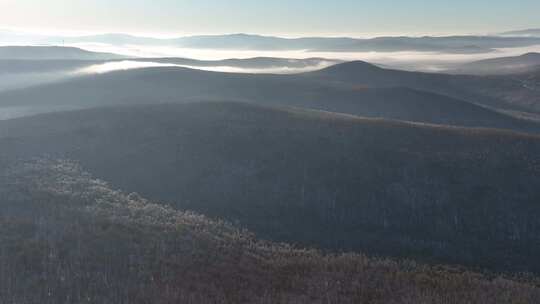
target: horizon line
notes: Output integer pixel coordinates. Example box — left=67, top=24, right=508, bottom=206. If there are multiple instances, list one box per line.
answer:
left=2, top=26, right=539, bottom=40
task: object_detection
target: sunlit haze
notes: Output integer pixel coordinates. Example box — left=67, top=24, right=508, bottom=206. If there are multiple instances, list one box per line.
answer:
left=3, top=2, right=540, bottom=303
left=1, top=0, right=540, bottom=37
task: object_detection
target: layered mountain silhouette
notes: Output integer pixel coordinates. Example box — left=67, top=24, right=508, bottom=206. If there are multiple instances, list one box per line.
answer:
left=0, top=59, right=102, bottom=74
left=5, top=32, right=540, bottom=54
left=68, top=33, right=540, bottom=53
left=0, top=46, right=342, bottom=75
left=0, top=46, right=127, bottom=60
left=309, top=61, right=540, bottom=113
left=133, top=56, right=341, bottom=70
left=500, top=28, right=540, bottom=37
left=1, top=62, right=539, bottom=132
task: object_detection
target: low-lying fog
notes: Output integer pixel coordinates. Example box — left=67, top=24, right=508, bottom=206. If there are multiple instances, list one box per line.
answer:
left=1, top=39, right=540, bottom=120
left=0, top=105, right=84, bottom=120
left=76, top=60, right=336, bottom=74
left=68, top=42, right=540, bottom=72
left=0, top=59, right=337, bottom=95
left=2, top=42, right=540, bottom=92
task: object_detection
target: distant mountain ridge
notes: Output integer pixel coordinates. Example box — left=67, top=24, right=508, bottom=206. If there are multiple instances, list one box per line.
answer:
left=451, top=53, right=540, bottom=75
left=5, top=31, right=540, bottom=54
left=500, top=28, right=540, bottom=37
left=309, top=61, right=540, bottom=113
left=74, top=33, right=540, bottom=54
left=2, top=62, right=539, bottom=133
left=0, top=45, right=127, bottom=60
left=0, top=50, right=340, bottom=74
left=132, top=56, right=341, bottom=70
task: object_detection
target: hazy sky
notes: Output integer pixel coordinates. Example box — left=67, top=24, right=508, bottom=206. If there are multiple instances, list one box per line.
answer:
left=1, top=0, right=539, bottom=37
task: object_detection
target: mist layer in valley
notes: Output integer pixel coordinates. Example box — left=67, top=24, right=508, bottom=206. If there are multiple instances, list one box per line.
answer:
left=3, top=29, right=540, bottom=98
left=0, top=45, right=343, bottom=99
left=4, top=29, right=540, bottom=72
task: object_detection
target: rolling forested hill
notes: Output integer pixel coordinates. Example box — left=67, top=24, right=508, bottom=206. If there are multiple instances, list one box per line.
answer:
left=1, top=63, right=539, bottom=133
left=2, top=102, right=540, bottom=274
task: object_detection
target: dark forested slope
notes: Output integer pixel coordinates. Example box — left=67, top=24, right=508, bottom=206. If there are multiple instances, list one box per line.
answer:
left=308, top=61, right=540, bottom=113
left=1, top=102, right=540, bottom=274
left=1, top=159, right=539, bottom=303
left=1, top=65, right=539, bottom=133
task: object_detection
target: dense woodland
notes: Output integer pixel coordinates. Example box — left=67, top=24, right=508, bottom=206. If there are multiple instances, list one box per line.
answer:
left=1, top=159, right=539, bottom=303
left=2, top=102, right=540, bottom=275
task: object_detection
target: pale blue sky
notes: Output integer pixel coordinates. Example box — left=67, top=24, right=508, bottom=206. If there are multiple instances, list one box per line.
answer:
left=1, top=0, right=539, bottom=37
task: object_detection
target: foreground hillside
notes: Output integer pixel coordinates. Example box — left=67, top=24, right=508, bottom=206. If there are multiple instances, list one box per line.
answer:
left=2, top=102, right=540, bottom=274
left=1, top=159, right=539, bottom=303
